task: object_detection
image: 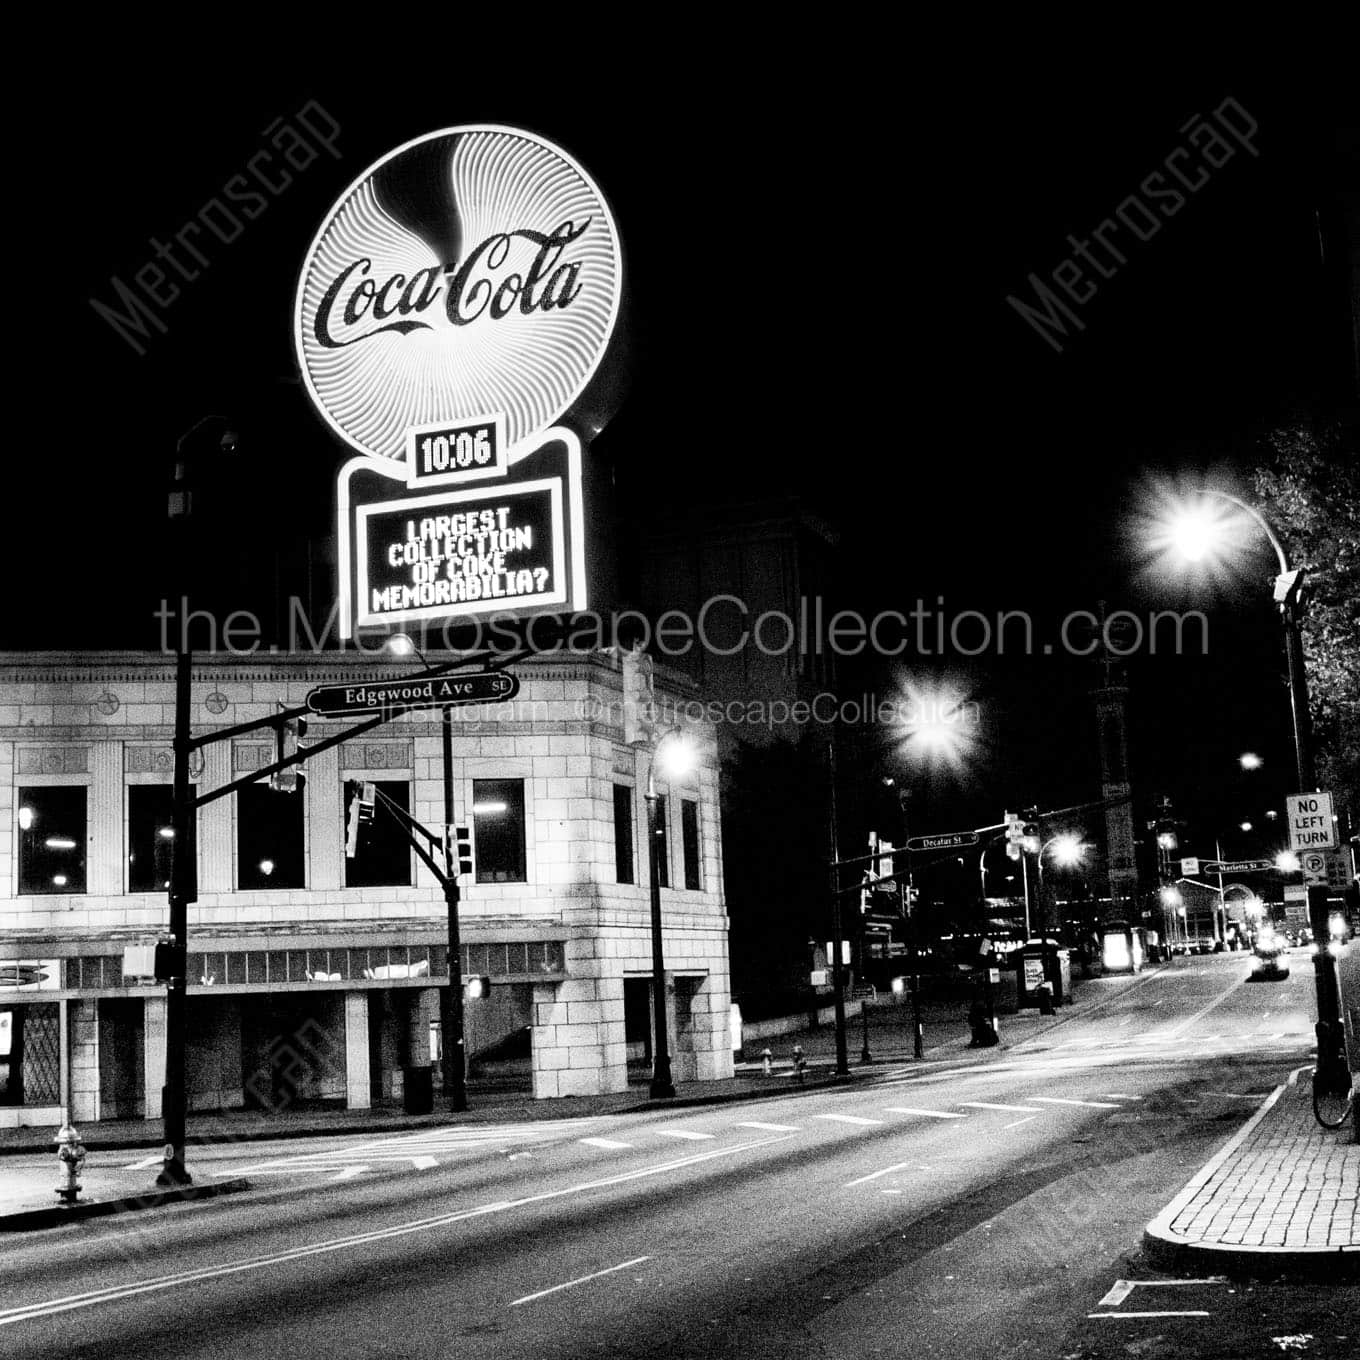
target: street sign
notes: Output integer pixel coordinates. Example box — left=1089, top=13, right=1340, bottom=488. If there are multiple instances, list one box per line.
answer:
left=906, top=831, right=980, bottom=852
left=1203, top=858, right=1274, bottom=874
left=307, top=670, right=520, bottom=718
left=1286, top=791, right=1337, bottom=850
left=1301, top=851, right=1329, bottom=887
left=1180, top=856, right=1200, bottom=876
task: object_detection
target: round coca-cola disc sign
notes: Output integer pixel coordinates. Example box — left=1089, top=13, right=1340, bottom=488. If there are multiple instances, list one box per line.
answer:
left=294, top=125, right=622, bottom=461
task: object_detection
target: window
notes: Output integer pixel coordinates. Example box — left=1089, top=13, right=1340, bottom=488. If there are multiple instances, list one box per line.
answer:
left=473, top=779, right=526, bottom=883
left=17, top=787, right=87, bottom=895
left=682, top=798, right=702, bottom=890
left=653, top=793, right=670, bottom=888
left=128, top=785, right=195, bottom=893
left=237, top=780, right=305, bottom=889
left=345, top=780, right=412, bottom=888
left=613, top=784, right=635, bottom=884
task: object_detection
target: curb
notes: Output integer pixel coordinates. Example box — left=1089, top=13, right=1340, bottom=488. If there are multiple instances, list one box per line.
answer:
left=0, top=1177, right=252, bottom=1233
left=1143, top=1067, right=1360, bottom=1281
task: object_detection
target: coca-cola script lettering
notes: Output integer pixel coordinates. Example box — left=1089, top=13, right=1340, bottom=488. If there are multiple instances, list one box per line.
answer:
left=314, top=219, right=590, bottom=349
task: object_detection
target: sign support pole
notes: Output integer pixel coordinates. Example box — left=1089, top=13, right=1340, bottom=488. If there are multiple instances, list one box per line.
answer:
left=1282, top=592, right=1346, bottom=1090
left=441, top=705, right=468, bottom=1113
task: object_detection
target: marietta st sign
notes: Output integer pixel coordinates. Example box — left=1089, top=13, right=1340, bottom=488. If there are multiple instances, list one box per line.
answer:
left=307, top=670, right=519, bottom=717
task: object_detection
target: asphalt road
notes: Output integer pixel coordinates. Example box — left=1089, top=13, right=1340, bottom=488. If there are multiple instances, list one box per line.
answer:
left=3, top=951, right=1355, bottom=1359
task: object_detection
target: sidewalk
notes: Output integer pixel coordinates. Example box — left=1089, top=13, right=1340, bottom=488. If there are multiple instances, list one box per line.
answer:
left=1144, top=1066, right=1359, bottom=1279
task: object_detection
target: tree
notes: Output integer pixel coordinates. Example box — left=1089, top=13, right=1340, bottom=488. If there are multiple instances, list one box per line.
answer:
left=1252, top=419, right=1360, bottom=812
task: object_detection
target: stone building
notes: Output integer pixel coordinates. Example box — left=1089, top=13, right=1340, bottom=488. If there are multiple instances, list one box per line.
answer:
left=0, top=649, right=732, bottom=1128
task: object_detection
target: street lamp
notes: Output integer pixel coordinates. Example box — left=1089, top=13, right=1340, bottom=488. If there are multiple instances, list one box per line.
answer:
left=386, top=631, right=468, bottom=1111
left=1152, top=487, right=1346, bottom=1090
left=646, top=728, right=697, bottom=1099
left=1239, top=752, right=1263, bottom=771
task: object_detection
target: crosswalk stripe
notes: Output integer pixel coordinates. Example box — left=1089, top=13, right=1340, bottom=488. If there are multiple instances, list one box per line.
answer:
left=814, top=1114, right=885, bottom=1126
left=883, top=1107, right=966, bottom=1119
left=959, top=1101, right=1041, bottom=1114
left=579, top=1137, right=633, bottom=1150
left=655, top=1130, right=714, bottom=1141
left=735, top=1121, right=800, bottom=1132
left=1030, top=1097, right=1122, bottom=1110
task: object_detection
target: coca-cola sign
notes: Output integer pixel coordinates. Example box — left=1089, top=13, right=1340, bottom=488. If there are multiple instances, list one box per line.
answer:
left=295, top=126, right=622, bottom=461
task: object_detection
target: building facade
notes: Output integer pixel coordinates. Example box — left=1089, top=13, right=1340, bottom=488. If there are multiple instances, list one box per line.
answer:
left=0, top=650, right=732, bottom=1128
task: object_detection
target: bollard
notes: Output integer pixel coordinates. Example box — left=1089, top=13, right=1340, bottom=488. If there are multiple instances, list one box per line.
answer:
left=53, top=1112, right=86, bottom=1205
left=792, top=1043, right=806, bottom=1084
left=1037, top=982, right=1055, bottom=1017
left=761, top=1047, right=773, bottom=1076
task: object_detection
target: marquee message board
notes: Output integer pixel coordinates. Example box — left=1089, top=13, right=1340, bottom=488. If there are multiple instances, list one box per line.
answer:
left=294, top=126, right=622, bottom=637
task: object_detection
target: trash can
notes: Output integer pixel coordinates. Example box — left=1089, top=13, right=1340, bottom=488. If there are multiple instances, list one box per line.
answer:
left=403, top=1064, right=433, bottom=1115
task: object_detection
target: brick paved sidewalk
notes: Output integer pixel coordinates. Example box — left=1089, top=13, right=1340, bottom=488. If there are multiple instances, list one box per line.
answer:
left=1145, top=1065, right=1359, bottom=1279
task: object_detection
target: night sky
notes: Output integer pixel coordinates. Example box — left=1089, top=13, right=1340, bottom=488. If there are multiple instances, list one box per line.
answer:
left=14, top=62, right=1355, bottom=851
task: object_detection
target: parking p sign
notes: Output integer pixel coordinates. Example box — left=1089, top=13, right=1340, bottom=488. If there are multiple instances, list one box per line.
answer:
left=1286, top=792, right=1336, bottom=851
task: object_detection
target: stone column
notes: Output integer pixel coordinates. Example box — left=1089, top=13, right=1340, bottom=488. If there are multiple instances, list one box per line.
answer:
left=69, top=999, right=101, bottom=1123
left=89, top=743, right=123, bottom=895
left=344, top=992, right=370, bottom=1110
left=689, top=970, right=735, bottom=1081
left=308, top=743, right=342, bottom=891
left=143, top=995, right=167, bottom=1120
left=531, top=963, right=628, bottom=1099
left=407, top=988, right=438, bottom=1066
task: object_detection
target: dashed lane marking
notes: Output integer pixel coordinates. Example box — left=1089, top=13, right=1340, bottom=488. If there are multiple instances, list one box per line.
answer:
left=959, top=1102, right=1041, bottom=1114
left=844, top=1161, right=926, bottom=1187
left=509, top=1256, right=652, bottom=1308
left=735, top=1122, right=801, bottom=1132
left=1004, top=1116, right=1038, bottom=1129
left=1102, top=1093, right=1141, bottom=1100
left=654, top=1130, right=715, bottom=1141
left=883, top=1107, right=966, bottom=1119
left=814, top=1114, right=886, bottom=1126
left=1030, top=1097, right=1123, bottom=1110
left=579, top=1137, right=633, bottom=1150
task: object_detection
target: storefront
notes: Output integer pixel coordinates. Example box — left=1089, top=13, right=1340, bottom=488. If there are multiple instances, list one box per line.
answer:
left=0, top=649, right=733, bottom=1127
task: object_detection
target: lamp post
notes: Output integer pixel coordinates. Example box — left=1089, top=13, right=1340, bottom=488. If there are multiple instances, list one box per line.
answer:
left=645, top=728, right=697, bottom=1100
left=386, top=633, right=467, bottom=1112
left=1157, top=490, right=1346, bottom=1088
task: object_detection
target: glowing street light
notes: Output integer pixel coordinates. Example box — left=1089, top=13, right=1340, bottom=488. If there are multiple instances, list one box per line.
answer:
left=1144, top=481, right=1346, bottom=1092
left=1048, top=833, right=1086, bottom=869
left=1239, top=752, right=1263, bottom=771
left=1239, top=821, right=1253, bottom=833
left=1275, top=851, right=1301, bottom=873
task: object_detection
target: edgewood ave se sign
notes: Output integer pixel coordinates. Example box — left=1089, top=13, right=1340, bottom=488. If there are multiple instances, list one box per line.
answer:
left=307, top=670, right=520, bottom=717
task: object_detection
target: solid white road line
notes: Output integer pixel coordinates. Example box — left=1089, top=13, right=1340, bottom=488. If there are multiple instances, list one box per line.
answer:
left=509, top=1256, right=652, bottom=1307
left=579, top=1137, right=633, bottom=1150
left=735, top=1122, right=800, bottom=1132
left=655, top=1130, right=714, bottom=1141
left=1030, top=1097, right=1122, bottom=1110
left=1003, top=1116, right=1038, bottom=1129
left=845, top=1161, right=920, bottom=1187
left=411, top=1155, right=438, bottom=1169
left=1102, top=1093, right=1142, bottom=1100
left=959, top=1102, right=1041, bottom=1114
left=124, top=1155, right=164, bottom=1170
left=883, top=1107, right=966, bottom=1119
left=814, top=1114, right=885, bottom=1126
left=0, top=1136, right=795, bottom=1329
left=1089, top=1311, right=1210, bottom=1319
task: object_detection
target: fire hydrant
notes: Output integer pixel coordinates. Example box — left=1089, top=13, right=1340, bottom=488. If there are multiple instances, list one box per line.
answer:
left=54, top=1115, right=86, bottom=1205
left=761, top=1047, right=773, bottom=1076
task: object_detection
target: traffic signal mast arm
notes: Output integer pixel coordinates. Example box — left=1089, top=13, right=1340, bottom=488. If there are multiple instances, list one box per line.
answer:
left=192, top=712, right=388, bottom=810
left=368, top=785, right=451, bottom=888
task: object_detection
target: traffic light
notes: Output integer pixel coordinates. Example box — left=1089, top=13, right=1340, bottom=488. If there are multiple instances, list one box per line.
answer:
left=454, top=825, right=473, bottom=877
left=1022, top=812, right=1040, bottom=856
left=271, top=712, right=307, bottom=792
left=464, top=975, right=491, bottom=1000
left=344, top=781, right=376, bottom=858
